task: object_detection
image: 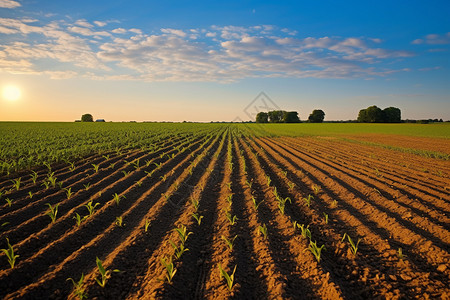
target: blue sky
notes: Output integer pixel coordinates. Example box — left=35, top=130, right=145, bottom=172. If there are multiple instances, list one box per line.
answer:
left=0, top=0, right=449, bottom=121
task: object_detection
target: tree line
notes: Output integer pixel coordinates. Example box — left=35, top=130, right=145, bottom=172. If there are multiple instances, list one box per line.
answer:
left=256, top=109, right=325, bottom=123
left=255, top=106, right=405, bottom=123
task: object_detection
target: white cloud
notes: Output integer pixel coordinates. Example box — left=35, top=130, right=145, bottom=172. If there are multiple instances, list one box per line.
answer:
left=94, top=21, right=107, bottom=27
left=0, top=0, right=20, bottom=8
left=0, top=17, right=415, bottom=82
left=412, top=32, right=450, bottom=45
left=161, top=28, right=186, bottom=37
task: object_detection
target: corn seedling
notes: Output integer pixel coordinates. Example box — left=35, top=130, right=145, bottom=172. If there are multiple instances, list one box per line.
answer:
left=192, top=212, right=203, bottom=225
left=103, top=154, right=110, bottom=160
left=135, top=180, right=143, bottom=187
left=278, top=197, right=291, bottom=215
left=83, top=183, right=91, bottom=191
left=47, top=173, right=57, bottom=188
left=67, top=273, right=87, bottom=300
left=109, top=162, right=116, bottom=169
left=144, top=218, right=151, bottom=232
left=10, top=177, right=21, bottom=191
left=221, top=235, right=238, bottom=251
left=27, top=191, right=33, bottom=199
left=190, top=197, right=200, bottom=211
left=169, top=239, right=189, bottom=259
left=153, top=162, right=162, bottom=169
left=226, top=194, right=233, bottom=206
left=266, top=176, right=271, bottom=186
left=68, top=162, right=76, bottom=172
left=42, top=181, right=50, bottom=189
left=73, top=213, right=87, bottom=226
left=84, top=200, right=100, bottom=216
left=122, top=170, right=131, bottom=177
left=64, top=187, right=73, bottom=199
left=225, top=212, right=238, bottom=225
left=45, top=203, right=59, bottom=223
left=331, top=200, right=337, bottom=208
left=57, top=181, right=63, bottom=189
left=302, top=194, right=314, bottom=207
left=92, top=164, right=100, bottom=173
left=94, top=257, right=119, bottom=288
left=160, top=174, right=167, bottom=182
left=341, top=233, right=361, bottom=256
left=305, top=240, right=325, bottom=262
left=161, top=256, right=177, bottom=283
left=245, top=180, right=253, bottom=189
left=44, top=162, right=52, bottom=173
left=115, top=216, right=124, bottom=227
left=1, top=238, right=19, bottom=269
left=292, top=220, right=297, bottom=230
left=218, top=264, right=237, bottom=291
left=281, top=170, right=287, bottom=177
left=312, top=184, right=321, bottom=195
left=30, top=171, right=38, bottom=184
left=251, top=196, right=263, bottom=211
left=397, top=248, right=407, bottom=260
left=132, top=159, right=140, bottom=169
left=323, top=213, right=329, bottom=224
left=112, top=193, right=125, bottom=205
left=258, top=224, right=268, bottom=240
left=173, top=225, right=193, bottom=245
left=225, top=182, right=232, bottom=191
left=5, top=198, right=12, bottom=207
left=297, top=223, right=312, bottom=239
left=288, top=181, right=295, bottom=191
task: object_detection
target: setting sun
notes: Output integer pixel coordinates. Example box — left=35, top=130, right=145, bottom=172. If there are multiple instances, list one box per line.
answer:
left=2, top=85, right=21, bottom=101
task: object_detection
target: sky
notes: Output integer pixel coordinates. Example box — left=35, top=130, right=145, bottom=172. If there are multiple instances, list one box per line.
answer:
left=0, top=0, right=449, bottom=122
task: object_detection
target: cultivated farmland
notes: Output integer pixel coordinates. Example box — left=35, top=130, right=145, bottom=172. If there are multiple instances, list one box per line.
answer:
left=0, top=123, right=449, bottom=299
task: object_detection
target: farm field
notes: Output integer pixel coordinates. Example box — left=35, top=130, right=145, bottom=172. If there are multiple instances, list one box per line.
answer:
left=0, top=122, right=449, bottom=299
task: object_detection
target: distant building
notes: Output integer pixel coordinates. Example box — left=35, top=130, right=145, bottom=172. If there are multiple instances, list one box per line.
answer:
left=95, top=119, right=105, bottom=122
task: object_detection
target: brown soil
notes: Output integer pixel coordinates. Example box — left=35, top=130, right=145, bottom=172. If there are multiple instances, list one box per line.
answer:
left=0, top=131, right=448, bottom=299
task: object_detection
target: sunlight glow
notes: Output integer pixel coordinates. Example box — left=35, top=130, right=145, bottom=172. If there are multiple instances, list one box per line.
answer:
left=2, top=85, right=21, bottom=101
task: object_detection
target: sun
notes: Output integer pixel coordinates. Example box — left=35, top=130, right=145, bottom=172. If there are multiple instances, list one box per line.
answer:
left=2, top=85, right=22, bottom=101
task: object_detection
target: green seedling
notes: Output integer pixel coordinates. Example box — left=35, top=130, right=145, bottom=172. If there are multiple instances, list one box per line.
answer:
left=135, top=180, right=143, bottom=187
left=73, top=213, right=88, bottom=226
left=312, top=184, right=321, bottom=195
left=226, top=194, right=233, bottom=206
left=28, top=191, right=33, bottom=199
left=218, top=264, right=237, bottom=291
left=190, top=197, right=200, bottom=211
left=45, top=203, right=59, bottom=223
left=153, top=162, right=162, bottom=169
left=161, top=256, right=176, bottom=283
left=47, top=172, right=57, bottom=188
left=173, top=225, right=193, bottom=245
left=84, top=200, right=100, bottom=217
left=1, top=221, right=9, bottom=227
left=302, top=194, right=314, bottom=207
left=221, top=235, right=238, bottom=251
left=292, top=220, right=298, bottom=230
left=10, top=177, right=21, bottom=191
left=251, top=196, right=263, bottom=211
left=287, top=182, right=295, bottom=191
left=92, top=164, right=100, bottom=173
left=278, top=197, right=291, bottom=215
left=258, top=224, right=268, bottom=240
left=266, top=176, right=271, bottom=186
left=69, top=162, right=76, bottom=172
left=331, top=200, right=337, bottom=208
left=112, top=193, right=125, bottom=205
left=160, top=174, right=167, bottom=182
left=281, top=170, right=287, bottom=177
left=272, top=187, right=279, bottom=199
left=1, top=238, right=19, bottom=269
left=57, top=181, right=64, bottom=189
left=132, top=159, right=140, bottom=169
left=64, top=187, right=73, bottom=199
left=397, top=248, right=407, bottom=260
left=169, top=239, right=189, bottom=259
left=83, top=183, right=91, bottom=191
left=144, top=218, right=151, bottom=232
left=94, top=257, right=119, bottom=288
left=145, top=159, right=152, bottom=167
left=115, top=216, right=124, bottom=227
left=305, top=240, right=325, bottom=262
left=342, top=233, right=361, bottom=256
left=67, top=273, right=87, bottom=300
left=245, top=180, right=253, bottom=189
left=42, top=181, right=50, bottom=189
left=103, top=155, right=110, bottom=160
left=121, top=170, right=131, bottom=177
left=30, top=171, right=38, bottom=184
left=225, top=182, right=232, bottom=191
left=109, top=162, right=116, bottom=169
left=297, top=223, right=311, bottom=239
left=323, top=213, right=329, bottom=224
left=192, top=212, right=203, bottom=225
left=225, top=212, right=238, bottom=225
left=5, top=198, right=12, bottom=207
left=44, top=162, right=52, bottom=173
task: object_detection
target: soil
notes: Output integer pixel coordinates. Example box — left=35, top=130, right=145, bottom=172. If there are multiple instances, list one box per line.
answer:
left=0, top=132, right=448, bottom=299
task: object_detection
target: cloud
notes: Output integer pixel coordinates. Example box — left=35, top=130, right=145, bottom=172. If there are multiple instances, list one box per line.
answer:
left=0, top=17, right=415, bottom=82
left=0, top=0, right=20, bottom=8
left=412, top=32, right=450, bottom=45
left=94, top=21, right=107, bottom=27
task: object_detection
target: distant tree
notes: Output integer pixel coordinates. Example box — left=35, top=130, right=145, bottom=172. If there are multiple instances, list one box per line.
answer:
left=268, top=110, right=286, bottom=123
left=81, top=114, right=94, bottom=122
left=283, top=111, right=300, bottom=123
left=383, top=107, right=401, bottom=123
left=308, top=109, right=325, bottom=123
left=358, top=105, right=384, bottom=123
left=256, top=112, right=269, bottom=123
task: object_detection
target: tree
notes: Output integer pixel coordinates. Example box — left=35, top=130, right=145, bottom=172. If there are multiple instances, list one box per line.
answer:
left=308, top=109, right=325, bottom=123
left=283, top=111, right=300, bottom=123
left=268, top=110, right=285, bottom=123
left=81, top=114, right=94, bottom=122
left=358, top=105, right=384, bottom=123
left=256, top=112, right=269, bottom=123
left=383, top=107, right=401, bottom=123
